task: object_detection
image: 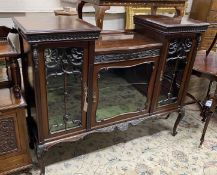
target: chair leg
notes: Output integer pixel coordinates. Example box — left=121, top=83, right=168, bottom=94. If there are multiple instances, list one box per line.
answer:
left=200, top=83, right=217, bottom=146
left=172, top=107, right=185, bottom=136
left=200, top=112, right=213, bottom=147
left=201, top=81, right=213, bottom=121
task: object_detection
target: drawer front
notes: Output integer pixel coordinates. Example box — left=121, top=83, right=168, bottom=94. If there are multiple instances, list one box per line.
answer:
left=210, top=0, right=217, bottom=11
left=207, top=11, right=217, bottom=22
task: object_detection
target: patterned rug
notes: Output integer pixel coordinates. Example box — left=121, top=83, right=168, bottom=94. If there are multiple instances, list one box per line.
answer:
left=18, top=104, right=217, bottom=175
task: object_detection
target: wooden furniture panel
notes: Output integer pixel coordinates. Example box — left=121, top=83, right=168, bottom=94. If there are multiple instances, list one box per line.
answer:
left=13, top=14, right=208, bottom=175
left=92, top=31, right=161, bottom=128
left=190, top=0, right=217, bottom=50
left=210, top=1, right=217, bottom=11
left=0, top=88, right=31, bottom=174
left=207, top=11, right=217, bottom=23
left=134, top=15, right=208, bottom=114
left=13, top=15, right=101, bottom=174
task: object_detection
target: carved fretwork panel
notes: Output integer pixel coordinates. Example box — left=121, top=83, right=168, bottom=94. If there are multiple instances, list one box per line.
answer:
left=44, top=47, right=84, bottom=134
left=95, top=49, right=160, bottom=63
left=158, top=38, right=193, bottom=106
left=0, top=117, right=17, bottom=155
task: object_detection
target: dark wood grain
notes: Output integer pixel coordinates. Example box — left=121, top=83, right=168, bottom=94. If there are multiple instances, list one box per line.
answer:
left=0, top=88, right=32, bottom=174
left=0, top=40, right=18, bottom=57
left=190, top=0, right=217, bottom=50
left=95, top=30, right=162, bottom=54
left=193, top=51, right=217, bottom=78
left=134, top=15, right=209, bottom=34
left=13, top=16, right=100, bottom=35
left=14, top=14, right=208, bottom=174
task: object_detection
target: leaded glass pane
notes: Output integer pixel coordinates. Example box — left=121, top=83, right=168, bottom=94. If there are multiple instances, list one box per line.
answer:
left=158, top=38, right=192, bottom=106
left=44, top=47, right=83, bottom=133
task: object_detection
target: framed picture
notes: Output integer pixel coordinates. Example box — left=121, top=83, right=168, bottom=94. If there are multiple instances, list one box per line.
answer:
left=125, top=7, right=176, bottom=29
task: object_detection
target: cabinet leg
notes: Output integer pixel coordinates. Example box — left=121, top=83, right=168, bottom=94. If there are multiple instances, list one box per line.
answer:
left=172, top=108, right=185, bottom=136
left=26, top=115, right=38, bottom=149
left=200, top=83, right=217, bottom=146
left=39, top=157, right=45, bottom=175
left=200, top=112, right=212, bottom=147
left=36, top=145, right=46, bottom=175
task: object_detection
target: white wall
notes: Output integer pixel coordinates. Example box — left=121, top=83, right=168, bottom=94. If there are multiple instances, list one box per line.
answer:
left=0, top=0, right=61, bottom=12
left=0, top=0, right=193, bottom=29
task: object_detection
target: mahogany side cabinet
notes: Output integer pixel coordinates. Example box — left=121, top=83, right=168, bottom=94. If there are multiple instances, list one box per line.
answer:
left=0, top=88, right=32, bottom=174
left=13, top=15, right=208, bottom=174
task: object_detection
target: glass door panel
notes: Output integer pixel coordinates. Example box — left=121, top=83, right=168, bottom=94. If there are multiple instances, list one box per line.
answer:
left=44, top=47, right=84, bottom=134
left=96, top=63, right=154, bottom=122
left=157, top=38, right=192, bottom=107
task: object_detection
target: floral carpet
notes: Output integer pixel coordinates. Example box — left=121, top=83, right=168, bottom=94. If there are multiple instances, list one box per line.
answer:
left=19, top=104, right=217, bottom=175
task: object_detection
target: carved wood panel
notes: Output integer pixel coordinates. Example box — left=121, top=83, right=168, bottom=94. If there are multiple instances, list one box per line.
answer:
left=0, top=117, right=17, bottom=155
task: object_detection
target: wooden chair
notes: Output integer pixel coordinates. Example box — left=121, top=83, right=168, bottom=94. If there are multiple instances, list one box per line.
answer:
left=0, top=26, right=21, bottom=98
left=190, top=33, right=217, bottom=146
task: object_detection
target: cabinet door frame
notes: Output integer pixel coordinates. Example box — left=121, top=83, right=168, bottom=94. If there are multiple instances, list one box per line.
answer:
left=90, top=57, right=159, bottom=129
left=150, top=34, right=197, bottom=114
left=34, top=41, right=89, bottom=142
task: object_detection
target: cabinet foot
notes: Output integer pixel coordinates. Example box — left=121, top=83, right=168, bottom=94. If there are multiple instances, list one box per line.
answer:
left=26, top=116, right=38, bottom=149
left=36, top=145, right=46, bottom=175
left=172, top=108, right=185, bottom=136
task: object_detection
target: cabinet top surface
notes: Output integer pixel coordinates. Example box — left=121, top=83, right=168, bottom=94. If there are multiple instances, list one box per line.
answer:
left=0, top=40, right=18, bottom=57
left=135, top=15, right=209, bottom=27
left=96, top=31, right=162, bottom=53
left=0, top=88, right=26, bottom=111
left=13, top=15, right=100, bottom=36
left=134, top=15, right=209, bottom=33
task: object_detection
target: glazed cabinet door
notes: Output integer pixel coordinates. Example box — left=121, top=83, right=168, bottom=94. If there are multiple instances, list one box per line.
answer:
left=91, top=57, right=158, bottom=128
left=38, top=44, right=89, bottom=138
left=154, top=37, right=194, bottom=110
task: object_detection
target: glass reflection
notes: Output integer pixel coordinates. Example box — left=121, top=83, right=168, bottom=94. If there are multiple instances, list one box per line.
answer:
left=96, top=63, right=153, bottom=122
left=158, top=38, right=192, bottom=106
